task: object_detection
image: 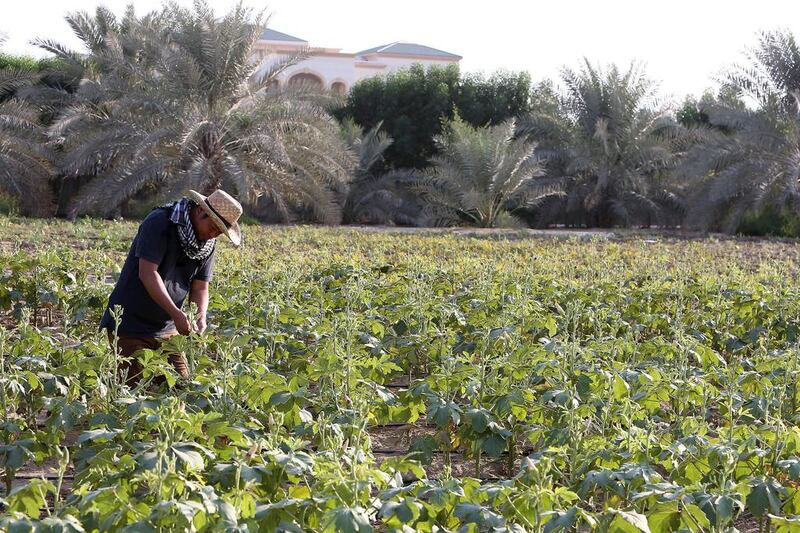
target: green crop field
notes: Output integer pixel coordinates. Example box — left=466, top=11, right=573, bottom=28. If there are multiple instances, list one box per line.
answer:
left=2, top=218, right=800, bottom=532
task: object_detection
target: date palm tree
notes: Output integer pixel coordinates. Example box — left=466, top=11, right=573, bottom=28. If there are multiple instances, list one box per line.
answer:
left=0, top=37, right=54, bottom=215
left=519, top=61, right=682, bottom=228
left=41, top=2, right=353, bottom=223
left=338, top=119, right=422, bottom=225
left=402, top=116, right=560, bottom=227
left=679, top=30, right=800, bottom=231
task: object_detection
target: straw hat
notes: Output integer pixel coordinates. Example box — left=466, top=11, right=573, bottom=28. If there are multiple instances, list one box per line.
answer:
left=187, top=189, right=242, bottom=246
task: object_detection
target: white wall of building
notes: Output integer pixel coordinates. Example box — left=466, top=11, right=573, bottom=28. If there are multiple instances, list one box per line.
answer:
left=277, top=54, right=357, bottom=89
left=356, top=56, right=457, bottom=80
left=253, top=39, right=459, bottom=93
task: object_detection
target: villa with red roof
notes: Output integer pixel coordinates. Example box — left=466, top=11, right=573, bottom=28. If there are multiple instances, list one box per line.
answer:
left=252, top=29, right=461, bottom=93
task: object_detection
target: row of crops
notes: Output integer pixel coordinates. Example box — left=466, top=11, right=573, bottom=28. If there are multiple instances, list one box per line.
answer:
left=2, top=218, right=800, bottom=531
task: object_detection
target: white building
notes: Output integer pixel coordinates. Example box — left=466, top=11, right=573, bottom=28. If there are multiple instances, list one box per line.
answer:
left=253, top=29, right=461, bottom=93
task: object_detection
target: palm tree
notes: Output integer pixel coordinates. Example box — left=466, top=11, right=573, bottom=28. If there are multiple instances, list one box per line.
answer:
left=337, top=119, right=420, bottom=225
left=519, top=60, right=682, bottom=228
left=679, top=30, right=800, bottom=231
left=401, top=116, right=559, bottom=228
left=0, top=37, right=54, bottom=216
left=41, top=2, right=353, bottom=223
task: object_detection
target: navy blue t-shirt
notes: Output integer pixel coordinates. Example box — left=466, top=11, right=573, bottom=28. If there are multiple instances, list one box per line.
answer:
left=100, top=207, right=216, bottom=337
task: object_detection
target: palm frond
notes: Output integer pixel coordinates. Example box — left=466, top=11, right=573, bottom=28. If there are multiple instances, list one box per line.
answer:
left=0, top=99, right=54, bottom=215
left=683, top=30, right=800, bottom=230
left=36, top=2, right=353, bottom=221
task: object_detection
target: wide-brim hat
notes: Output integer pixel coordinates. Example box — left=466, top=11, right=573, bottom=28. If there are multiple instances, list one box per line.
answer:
left=187, top=189, right=242, bottom=247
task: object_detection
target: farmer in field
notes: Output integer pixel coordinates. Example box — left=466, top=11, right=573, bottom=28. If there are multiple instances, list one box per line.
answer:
left=100, top=189, right=242, bottom=387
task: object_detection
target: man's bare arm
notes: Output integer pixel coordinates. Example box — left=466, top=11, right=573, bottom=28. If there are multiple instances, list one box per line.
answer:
left=138, top=258, right=191, bottom=335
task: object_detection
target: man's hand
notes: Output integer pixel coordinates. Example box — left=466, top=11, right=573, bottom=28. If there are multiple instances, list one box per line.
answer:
left=195, top=316, right=207, bottom=333
left=172, top=310, right=192, bottom=336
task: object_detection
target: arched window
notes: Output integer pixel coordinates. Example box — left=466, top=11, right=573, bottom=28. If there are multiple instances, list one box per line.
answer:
left=288, top=73, right=323, bottom=89
left=331, top=81, right=347, bottom=94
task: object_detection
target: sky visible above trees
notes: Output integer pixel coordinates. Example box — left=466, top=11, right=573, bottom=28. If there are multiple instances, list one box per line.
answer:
left=2, top=0, right=800, bottom=100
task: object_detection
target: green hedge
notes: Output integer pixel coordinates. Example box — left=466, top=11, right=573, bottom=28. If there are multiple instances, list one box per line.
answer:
left=336, top=65, right=532, bottom=170
left=737, top=206, right=800, bottom=238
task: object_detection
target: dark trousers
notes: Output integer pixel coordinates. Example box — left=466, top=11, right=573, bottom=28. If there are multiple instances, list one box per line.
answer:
left=107, top=332, right=189, bottom=387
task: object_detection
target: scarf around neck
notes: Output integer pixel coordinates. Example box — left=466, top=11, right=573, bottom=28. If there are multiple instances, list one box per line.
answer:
left=164, top=197, right=216, bottom=261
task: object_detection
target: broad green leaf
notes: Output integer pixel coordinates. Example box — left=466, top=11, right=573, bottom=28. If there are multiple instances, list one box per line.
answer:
left=683, top=503, right=711, bottom=530
left=545, top=315, right=558, bottom=336
left=269, top=391, right=295, bottom=409
left=480, top=434, right=507, bottom=458
left=0, top=440, right=35, bottom=470
left=493, top=390, right=527, bottom=421
left=427, top=396, right=461, bottom=428
left=613, top=375, right=630, bottom=400
left=35, top=515, right=87, bottom=532
left=697, top=493, right=739, bottom=527
left=172, top=447, right=204, bottom=470
left=454, top=503, right=505, bottom=528
left=748, top=477, right=784, bottom=518
left=6, top=479, right=55, bottom=518
left=0, top=515, right=35, bottom=533
left=464, top=408, right=490, bottom=433
left=75, top=428, right=122, bottom=444
left=779, top=458, right=800, bottom=480
left=647, top=503, right=681, bottom=533
left=692, top=344, right=725, bottom=368
left=380, top=499, right=421, bottom=524
left=170, top=442, right=214, bottom=470
left=206, top=422, right=246, bottom=445
left=542, top=507, right=578, bottom=533
left=409, top=435, right=437, bottom=465
left=326, top=506, right=372, bottom=533
left=379, top=456, right=426, bottom=479
left=609, top=509, right=651, bottom=533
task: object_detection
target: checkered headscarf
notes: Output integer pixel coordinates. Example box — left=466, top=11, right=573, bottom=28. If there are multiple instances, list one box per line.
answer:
left=164, top=197, right=216, bottom=261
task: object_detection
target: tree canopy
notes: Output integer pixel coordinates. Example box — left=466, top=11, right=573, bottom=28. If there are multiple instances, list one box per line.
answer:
left=24, top=2, right=354, bottom=222
left=337, top=66, right=533, bottom=170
